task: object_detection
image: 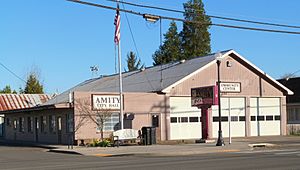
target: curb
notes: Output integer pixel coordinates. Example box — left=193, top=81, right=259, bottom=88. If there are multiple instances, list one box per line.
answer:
left=48, top=149, right=82, bottom=155
left=248, top=143, right=278, bottom=148
left=93, top=153, right=136, bottom=157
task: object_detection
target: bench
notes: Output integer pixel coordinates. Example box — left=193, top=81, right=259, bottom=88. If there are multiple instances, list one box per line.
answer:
left=113, top=129, right=141, bottom=146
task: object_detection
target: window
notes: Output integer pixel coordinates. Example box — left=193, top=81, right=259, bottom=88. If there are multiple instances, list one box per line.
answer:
left=41, top=116, right=47, bottom=133
left=180, top=117, right=188, bottom=123
left=266, top=116, right=274, bottom=121
left=170, top=117, right=177, bottom=123
left=13, top=119, right=17, bottom=130
left=275, top=115, right=281, bottom=121
left=221, top=116, right=228, bottom=122
left=27, top=117, right=33, bottom=132
left=6, top=118, right=10, bottom=126
left=19, top=117, right=24, bottom=132
left=213, top=117, right=219, bottom=122
left=152, top=115, right=159, bottom=127
left=251, top=116, right=256, bottom=121
left=49, top=115, right=56, bottom=133
left=101, top=113, right=119, bottom=131
left=189, top=117, right=199, bottom=122
left=66, top=113, right=74, bottom=133
left=213, top=116, right=228, bottom=122
left=239, top=116, right=245, bottom=121
left=296, top=108, right=300, bottom=121
left=257, top=116, right=265, bottom=121
left=230, top=116, right=238, bottom=122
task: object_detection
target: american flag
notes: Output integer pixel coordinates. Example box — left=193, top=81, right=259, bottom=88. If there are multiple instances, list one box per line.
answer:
left=114, top=4, right=120, bottom=44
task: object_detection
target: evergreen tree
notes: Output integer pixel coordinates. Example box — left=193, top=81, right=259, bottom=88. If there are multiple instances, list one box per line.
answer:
left=24, top=73, right=44, bottom=94
left=181, top=0, right=211, bottom=59
left=126, top=51, right=144, bottom=72
left=0, top=85, right=12, bottom=93
left=153, top=21, right=181, bottom=66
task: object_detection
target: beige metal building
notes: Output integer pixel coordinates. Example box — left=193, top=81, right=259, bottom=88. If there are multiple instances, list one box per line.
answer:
left=1, top=50, right=293, bottom=144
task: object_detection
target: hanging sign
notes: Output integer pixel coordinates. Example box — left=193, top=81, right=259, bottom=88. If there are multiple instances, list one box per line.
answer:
left=191, top=85, right=218, bottom=107
left=92, top=94, right=120, bottom=110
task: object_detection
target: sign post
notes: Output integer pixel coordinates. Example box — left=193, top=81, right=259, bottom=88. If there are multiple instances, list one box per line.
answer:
left=191, top=85, right=218, bottom=140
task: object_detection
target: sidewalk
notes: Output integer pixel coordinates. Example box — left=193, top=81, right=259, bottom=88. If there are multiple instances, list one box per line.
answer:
left=48, top=136, right=300, bottom=157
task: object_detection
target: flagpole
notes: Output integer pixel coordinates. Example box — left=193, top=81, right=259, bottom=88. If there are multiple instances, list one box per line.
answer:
left=116, top=0, right=123, bottom=130
left=118, top=40, right=123, bottom=130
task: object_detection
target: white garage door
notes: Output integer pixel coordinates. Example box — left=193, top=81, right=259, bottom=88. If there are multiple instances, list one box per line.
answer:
left=250, top=98, right=281, bottom=136
left=212, top=98, right=246, bottom=138
left=170, top=97, right=201, bottom=140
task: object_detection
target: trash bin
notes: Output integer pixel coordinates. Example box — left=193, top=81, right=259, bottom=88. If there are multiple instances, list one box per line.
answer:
left=141, top=127, right=156, bottom=145
left=150, top=127, right=156, bottom=145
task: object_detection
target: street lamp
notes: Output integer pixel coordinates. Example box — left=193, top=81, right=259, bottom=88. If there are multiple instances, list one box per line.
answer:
left=216, top=53, right=225, bottom=146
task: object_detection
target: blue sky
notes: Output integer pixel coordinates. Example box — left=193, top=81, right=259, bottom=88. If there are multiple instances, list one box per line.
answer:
left=1, top=0, right=300, bottom=94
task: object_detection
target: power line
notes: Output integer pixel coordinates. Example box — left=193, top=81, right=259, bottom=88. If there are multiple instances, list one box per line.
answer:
left=67, top=0, right=300, bottom=35
left=120, top=0, right=140, bottom=59
left=106, top=0, right=300, bottom=29
left=0, top=61, right=26, bottom=83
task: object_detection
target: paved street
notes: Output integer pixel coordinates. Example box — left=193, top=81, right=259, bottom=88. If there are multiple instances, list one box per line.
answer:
left=1, top=144, right=300, bottom=170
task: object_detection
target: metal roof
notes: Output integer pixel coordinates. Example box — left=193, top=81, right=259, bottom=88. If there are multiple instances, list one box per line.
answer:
left=44, top=50, right=230, bottom=105
left=44, top=49, right=293, bottom=106
left=0, top=94, right=51, bottom=111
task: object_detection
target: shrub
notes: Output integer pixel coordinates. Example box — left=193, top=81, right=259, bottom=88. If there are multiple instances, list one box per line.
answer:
left=89, top=138, right=111, bottom=147
left=99, top=139, right=111, bottom=147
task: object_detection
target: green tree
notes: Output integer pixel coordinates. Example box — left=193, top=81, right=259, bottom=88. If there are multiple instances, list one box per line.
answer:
left=180, top=0, right=211, bottom=59
left=0, top=85, right=12, bottom=93
left=153, top=21, right=181, bottom=66
left=24, top=72, right=44, bottom=94
left=126, top=51, right=144, bottom=72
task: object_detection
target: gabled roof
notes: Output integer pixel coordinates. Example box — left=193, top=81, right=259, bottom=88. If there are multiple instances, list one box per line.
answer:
left=278, top=77, right=300, bottom=103
left=44, top=49, right=293, bottom=106
left=227, top=50, right=293, bottom=95
left=0, top=94, right=51, bottom=111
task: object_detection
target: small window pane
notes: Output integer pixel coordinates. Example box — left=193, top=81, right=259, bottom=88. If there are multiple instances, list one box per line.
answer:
left=170, top=117, right=177, bottom=123
left=230, top=116, right=238, bottom=122
left=27, top=117, right=33, bottom=132
left=19, top=117, right=24, bottom=132
left=189, top=117, right=199, bottom=122
left=13, top=120, right=17, bottom=130
left=251, top=116, right=256, bottom=121
left=41, top=116, right=47, bottom=133
left=181, top=117, right=188, bottom=123
left=213, top=117, right=219, bottom=122
left=221, top=116, right=228, bottom=122
left=239, top=116, right=245, bottom=121
left=275, top=115, right=281, bottom=120
left=266, top=116, right=273, bottom=121
left=257, top=116, right=265, bottom=121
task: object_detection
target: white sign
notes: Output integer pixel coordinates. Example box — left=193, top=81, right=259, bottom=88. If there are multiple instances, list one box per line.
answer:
left=220, top=82, right=241, bottom=93
left=92, top=95, right=120, bottom=110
